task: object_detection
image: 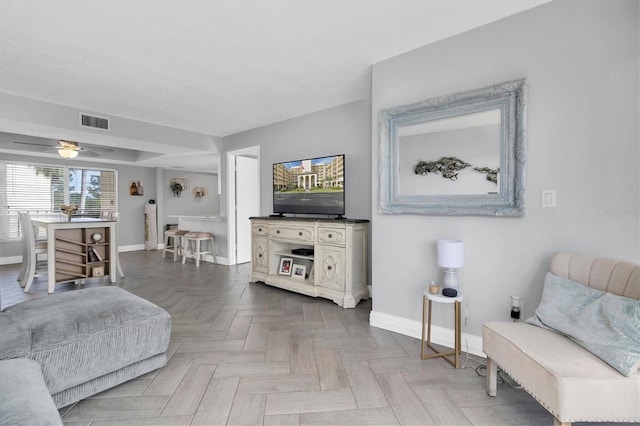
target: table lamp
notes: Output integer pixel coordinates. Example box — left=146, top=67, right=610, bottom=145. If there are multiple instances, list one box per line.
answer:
left=437, top=239, right=464, bottom=290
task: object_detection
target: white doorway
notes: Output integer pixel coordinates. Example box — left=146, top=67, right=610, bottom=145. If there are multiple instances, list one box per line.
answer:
left=227, top=146, right=260, bottom=265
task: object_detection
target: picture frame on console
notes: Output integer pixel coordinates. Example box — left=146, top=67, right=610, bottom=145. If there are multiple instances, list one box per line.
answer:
left=278, top=257, right=293, bottom=276
left=292, top=264, right=306, bottom=280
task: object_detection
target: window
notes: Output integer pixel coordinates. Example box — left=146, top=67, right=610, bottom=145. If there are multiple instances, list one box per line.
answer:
left=0, top=162, right=117, bottom=241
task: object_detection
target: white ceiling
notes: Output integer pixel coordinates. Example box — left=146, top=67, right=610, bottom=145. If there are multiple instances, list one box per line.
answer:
left=0, top=0, right=549, bottom=171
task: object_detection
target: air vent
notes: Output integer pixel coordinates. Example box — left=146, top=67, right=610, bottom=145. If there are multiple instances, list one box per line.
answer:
left=80, top=113, right=110, bottom=131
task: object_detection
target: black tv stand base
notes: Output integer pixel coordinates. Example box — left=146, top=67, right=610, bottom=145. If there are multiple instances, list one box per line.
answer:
left=269, top=213, right=285, bottom=218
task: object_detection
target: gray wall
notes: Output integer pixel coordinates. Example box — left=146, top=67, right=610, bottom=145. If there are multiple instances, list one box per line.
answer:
left=224, top=100, right=372, bottom=220
left=161, top=169, right=220, bottom=230
left=371, top=0, right=639, bottom=336
left=219, top=101, right=371, bottom=256
left=221, top=100, right=372, bottom=259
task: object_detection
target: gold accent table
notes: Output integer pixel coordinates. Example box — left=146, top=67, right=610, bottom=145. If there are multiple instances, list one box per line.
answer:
left=421, top=291, right=464, bottom=368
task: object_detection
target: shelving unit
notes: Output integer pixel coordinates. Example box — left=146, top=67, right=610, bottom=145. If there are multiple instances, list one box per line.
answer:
left=249, top=217, right=369, bottom=308
left=54, top=227, right=110, bottom=283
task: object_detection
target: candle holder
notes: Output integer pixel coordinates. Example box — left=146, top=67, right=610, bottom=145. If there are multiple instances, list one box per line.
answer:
left=59, top=205, right=78, bottom=221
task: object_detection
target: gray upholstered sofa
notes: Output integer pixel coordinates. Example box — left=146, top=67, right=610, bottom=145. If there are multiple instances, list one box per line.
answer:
left=483, top=252, right=640, bottom=426
left=0, top=286, right=171, bottom=425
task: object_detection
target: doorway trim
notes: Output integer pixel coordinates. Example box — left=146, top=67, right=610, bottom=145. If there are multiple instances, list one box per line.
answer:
left=226, top=145, right=260, bottom=265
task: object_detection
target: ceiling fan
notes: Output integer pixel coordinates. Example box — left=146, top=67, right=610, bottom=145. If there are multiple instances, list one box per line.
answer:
left=13, top=139, right=114, bottom=159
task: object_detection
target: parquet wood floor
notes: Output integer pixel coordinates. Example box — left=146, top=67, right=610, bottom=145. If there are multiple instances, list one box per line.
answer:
left=0, top=251, right=609, bottom=425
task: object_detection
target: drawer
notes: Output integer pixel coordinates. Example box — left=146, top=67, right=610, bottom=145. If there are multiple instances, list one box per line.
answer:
left=252, top=223, right=268, bottom=236
left=269, top=223, right=315, bottom=243
left=317, top=227, right=346, bottom=246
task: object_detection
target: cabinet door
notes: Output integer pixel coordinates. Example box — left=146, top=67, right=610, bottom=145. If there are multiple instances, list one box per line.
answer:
left=252, top=237, right=269, bottom=274
left=316, top=245, right=345, bottom=291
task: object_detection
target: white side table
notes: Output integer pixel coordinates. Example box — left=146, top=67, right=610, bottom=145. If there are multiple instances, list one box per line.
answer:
left=421, top=290, right=464, bottom=368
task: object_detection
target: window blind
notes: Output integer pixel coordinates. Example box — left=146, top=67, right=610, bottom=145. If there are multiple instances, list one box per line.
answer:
left=0, top=162, right=117, bottom=241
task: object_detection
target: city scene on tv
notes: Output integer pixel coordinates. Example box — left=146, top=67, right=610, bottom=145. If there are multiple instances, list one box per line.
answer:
left=273, top=155, right=344, bottom=215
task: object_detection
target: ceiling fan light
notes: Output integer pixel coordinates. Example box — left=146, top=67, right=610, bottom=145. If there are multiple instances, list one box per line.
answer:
left=58, top=148, right=79, bottom=159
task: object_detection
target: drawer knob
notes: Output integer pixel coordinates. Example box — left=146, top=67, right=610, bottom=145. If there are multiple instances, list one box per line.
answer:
left=328, top=233, right=333, bottom=238
left=298, top=231, right=303, bottom=236
left=258, top=254, right=263, bottom=258
left=276, top=230, right=280, bottom=234
left=258, top=228, right=262, bottom=232
left=327, top=265, right=332, bottom=271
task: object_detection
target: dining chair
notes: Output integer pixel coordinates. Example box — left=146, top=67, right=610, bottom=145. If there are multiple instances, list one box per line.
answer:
left=17, top=212, right=47, bottom=292
left=109, top=212, right=125, bottom=278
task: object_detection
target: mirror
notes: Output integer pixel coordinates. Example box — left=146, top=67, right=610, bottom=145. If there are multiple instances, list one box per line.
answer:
left=379, top=79, right=527, bottom=216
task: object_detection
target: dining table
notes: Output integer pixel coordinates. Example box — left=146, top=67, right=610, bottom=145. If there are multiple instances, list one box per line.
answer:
left=31, top=217, right=117, bottom=293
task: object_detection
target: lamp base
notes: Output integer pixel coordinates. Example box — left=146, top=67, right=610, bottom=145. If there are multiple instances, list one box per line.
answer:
left=442, top=269, right=459, bottom=290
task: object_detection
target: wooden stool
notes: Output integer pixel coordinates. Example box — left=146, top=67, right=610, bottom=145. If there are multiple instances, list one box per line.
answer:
left=163, top=229, right=189, bottom=261
left=182, top=232, right=216, bottom=267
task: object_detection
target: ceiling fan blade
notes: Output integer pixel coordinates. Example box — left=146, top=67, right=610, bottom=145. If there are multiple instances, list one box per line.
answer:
left=82, top=146, right=114, bottom=152
left=15, top=139, right=113, bottom=155
left=14, top=141, right=54, bottom=147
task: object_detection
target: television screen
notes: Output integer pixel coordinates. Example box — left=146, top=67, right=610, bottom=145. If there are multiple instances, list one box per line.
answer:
left=273, top=154, right=345, bottom=216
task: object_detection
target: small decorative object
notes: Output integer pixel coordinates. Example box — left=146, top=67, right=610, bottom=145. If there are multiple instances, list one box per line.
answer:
left=442, top=287, right=458, bottom=297
left=130, top=181, right=144, bottom=196
left=170, top=178, right=189, bottom=197
left=87, top=246, right=102, bottom=262
left=414, top=157, right=499, bottom=184
left=473, top=166, right=499, bottom=183
left=91, top=232, right=103, bottom=243
left=192, top=186, right=208, bottom=198
left=278, top=257, right=293, bottom=276
left=170, top=181, right=183, bottom=197
left=414, top=156, right=472, bottom=181
left=92, top=266, right=104, bottom=277
left=292, top=264, right=307, bottom=280
left=59, top=205, right=78, bottom=221
left=437, top=239, right=464, bottom=290
left=87, top=246, right=98, bottom=263
left=429, top=281, right=440, bottom=294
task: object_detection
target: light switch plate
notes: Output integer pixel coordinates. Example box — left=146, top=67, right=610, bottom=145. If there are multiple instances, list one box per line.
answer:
left=542, top=189, right=556, bottom=207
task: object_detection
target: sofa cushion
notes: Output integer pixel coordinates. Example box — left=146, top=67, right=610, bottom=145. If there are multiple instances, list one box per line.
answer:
left=0, top=358, right=63, bottom=426
left=483, top=322, right=640, bottom=423
left=0, top=310, right=30, bottom=359
left=1, top=286, right=171, bottom=395
left=527, top=272, right=640, bottom=376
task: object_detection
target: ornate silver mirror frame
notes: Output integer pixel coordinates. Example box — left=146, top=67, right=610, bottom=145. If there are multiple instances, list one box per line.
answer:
left=379, top=78, right=527, bottom=216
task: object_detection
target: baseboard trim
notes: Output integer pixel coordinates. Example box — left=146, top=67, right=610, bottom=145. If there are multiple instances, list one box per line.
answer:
left=0, top=255, right=22, bottom=266
left=369, top=310, right=484, bottom=358
left=120, top=244, right=146, bottom=252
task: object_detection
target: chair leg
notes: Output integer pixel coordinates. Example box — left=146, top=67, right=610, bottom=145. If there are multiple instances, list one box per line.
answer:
left=162, top=234, right=170, bottom=258
left=173, top=236, right=179, bottom=262
left=18, top=240, right=28, bottom=285
left=486, top=356, right=497, bottom=397
left=116, top=252, right=125, bottom=278
left=195, top=239, right=201, bottom=267
left=23, top=245, right=37, bottom=293
left=182, top=239, right=189, bottom=264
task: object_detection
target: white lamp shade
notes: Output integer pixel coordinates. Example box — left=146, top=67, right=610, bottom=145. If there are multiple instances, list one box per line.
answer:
left=437, top=240, right=464, bottom=268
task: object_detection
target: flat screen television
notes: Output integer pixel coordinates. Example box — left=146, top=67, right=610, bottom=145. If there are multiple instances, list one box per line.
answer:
left=273, top=154, right=345, bottom=217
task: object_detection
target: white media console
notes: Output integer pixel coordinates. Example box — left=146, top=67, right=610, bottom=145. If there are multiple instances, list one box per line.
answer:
left=249, top=217, right=369, bottom=308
